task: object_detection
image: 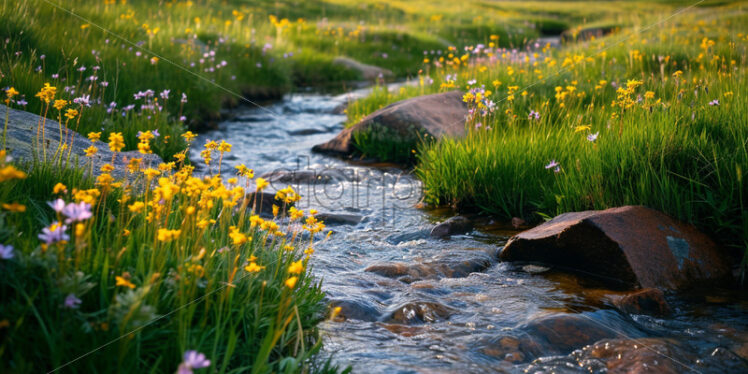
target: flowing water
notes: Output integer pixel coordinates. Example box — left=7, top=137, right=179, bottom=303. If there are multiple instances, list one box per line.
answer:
left=192, top=89, right=748, bottom=373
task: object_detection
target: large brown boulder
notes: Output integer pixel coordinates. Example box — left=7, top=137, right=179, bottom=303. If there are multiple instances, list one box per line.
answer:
left=311, top=90, right=467, bottom=158
left=499, top=206, right=732, bottom=290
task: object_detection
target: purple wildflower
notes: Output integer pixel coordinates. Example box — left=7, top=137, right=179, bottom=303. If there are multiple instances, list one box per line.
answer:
left=160, top=89, right=170, bottom=100
left=587, top=132, right=599, bottom=142
left=177, top=350, right=211, bottom=374
left=709, top=99, right=719, bottom=106
left=17, top=99, right=27, bottom=106
left=101, top=81, right=109, bottom=87
left=181, top=93, right=188, bottom=103
left=545, top=160, right=559, bottom=170
left=78, top=66, right=86, bottom=72
left=48, top=198, right=66, bottom=213
left=73, top=95, right=91, bottom=107
left=0, top=244, right=14, bottom=260
left=64, top=293, right=82, bottom=309
left=38, top=222, right=69, bottom=244
left=528, top=110, right=540, bottom=120
left=62, top=202, right=93, bottom=224
left=52, top=73, right=59, bottom=79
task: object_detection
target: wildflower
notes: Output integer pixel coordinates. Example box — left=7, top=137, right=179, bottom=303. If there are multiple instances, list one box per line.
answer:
left=35, top=83, right=56, bottom=103
left=48, top=198, right=67, bottom=213
left=288, top=260, right=304, bottom=274
left=143, top=168, right=161, bottom=179
left=157, top=229, right=181, bottom=242
left=709, top=99, right=719, bottom=106
left=244, top=262, right=265, bottom=273
left=177, top=350, right=211, bottom=374
left=108, top=132, right=125, bottom=152
left=255, top=178, right=269, bottom=191
left=0, top=244, right=14, bottom=259
left=0, top=165, right=27, bottom=182
left=229, top=228, right=248, bottom=245
left=218, top=141, right=232, bottom=153
left=644, top=91, right=655, bottom=100
left=574, top=125, right=591, bottom=133
left=62, top=202, right=93, bottom=223
left=5, top=87, right=19, bottom=100
left=64, top=109, right=78, bottom=120
left=38, top=221, right=69, bottom=244
left=115, top=275, right=136, bottom=289
left=285, top=276, right=298, bottom=289
left=84, top=146, right=98, bottom=157
left=88, top=132, right=101, bottom=142
left=545, top=160, right=559, bottom=170
left=53, top=99, right=68, bottom=111
left=587, top=132, right=599, bottom=142
left=235, top=164, right=254, bottom=178
left=2, top=203, right=26, bottom=212
left=528, top=110, right=540, bottom=120
left=53, top=183, right=67, bottom=194
left=64, top=293, right=82, bottom=309
left=182, top=131, right=197, bottom=142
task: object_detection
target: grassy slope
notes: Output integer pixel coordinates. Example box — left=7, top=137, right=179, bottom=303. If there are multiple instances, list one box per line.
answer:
left=407, top=4, right=748, bottom=267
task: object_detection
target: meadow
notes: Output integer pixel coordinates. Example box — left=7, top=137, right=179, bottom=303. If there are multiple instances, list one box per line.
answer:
left=1, top=0, right=746, bottom=372
left=345, top=2, right=748, bottom=274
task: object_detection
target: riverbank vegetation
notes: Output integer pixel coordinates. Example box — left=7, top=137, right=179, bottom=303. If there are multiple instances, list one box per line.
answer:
left=346, top=2, right=748, bottom=273
left=0, top=97, right=339, bottom=372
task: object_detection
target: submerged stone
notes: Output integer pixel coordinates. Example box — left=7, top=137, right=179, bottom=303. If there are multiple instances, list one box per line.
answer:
left=385, top=301, right=453, bottom=324
left=499, top=206, right=732, bottom=290
left=430, top=215, right=473, bottom=238
left=365, top=250, right=492, bottom=283
left=612, top=288, right=671, bottom=317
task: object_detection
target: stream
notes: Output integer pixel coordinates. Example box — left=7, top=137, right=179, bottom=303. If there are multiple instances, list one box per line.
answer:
left=190, top=88, right=748, bottom=373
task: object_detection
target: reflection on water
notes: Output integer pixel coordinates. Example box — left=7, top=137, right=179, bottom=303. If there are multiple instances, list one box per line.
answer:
left=192, top=91, right=748, bottom=373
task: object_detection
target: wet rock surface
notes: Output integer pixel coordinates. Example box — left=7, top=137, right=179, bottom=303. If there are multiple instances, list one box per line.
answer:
left=260, top=169, right=331, bottom=184
left=312, top=90, right=467, bottom=159
left=612, top=288, right=671, bottom=317
left=2, top=104, right=162, bottom=179
left=519, top=311, right=646, bottom=356
left=500, top=205, right=732, bottom=290
left=430, top=215, right=473, bottom=238
left=365, top=250, right=492, bottom=283
left=315, top=212, right=363, bottom=226
left=385, top=301, right=453, bottom=324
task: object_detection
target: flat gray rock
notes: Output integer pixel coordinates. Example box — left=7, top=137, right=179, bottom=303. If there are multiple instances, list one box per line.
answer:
left=1, top=104, right=162, bottom=180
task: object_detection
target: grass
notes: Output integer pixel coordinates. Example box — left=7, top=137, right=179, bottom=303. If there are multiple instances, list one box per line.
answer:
left=407, top=4, right=748, bottom=270
left=341, top=2, right=748, bottom=273
left=0, top=113, right=341, bottom=372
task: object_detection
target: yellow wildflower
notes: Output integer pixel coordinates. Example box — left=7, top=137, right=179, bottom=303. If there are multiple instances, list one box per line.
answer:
left=0, top=165, right=27, bottom=182
left=108, top=132, right=125, bottom=152
left=255, top=178, right=269, bottom=191
left=88, top=132, right=101, bottom=143
left=288, top=260, right=304, bottom=274
left=244, top=262, right=265, bottom=273
left=128, top=201, right=145, bottom=213
left=84, top=146, right=98, bottom=157
left=2, top=202, right=26, bottom=212
left=53, top=99, right=68, bottom=111
left=115, top=276, right=136, bottom=289
left=52, top=183, right=67, bottom=194
left=285, top=276, right=298, bottom=289
left=64, top=109, right=78, bottom=120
